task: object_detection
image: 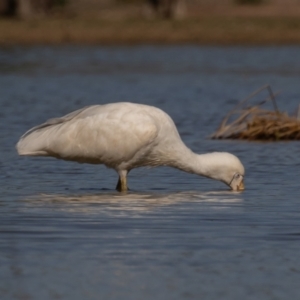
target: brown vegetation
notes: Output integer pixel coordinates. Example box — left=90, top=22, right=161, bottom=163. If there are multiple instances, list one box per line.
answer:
left=1, top=1, right=300, bottom=45
left=211, top=86, right=300, bottom=141
left=2, top=15, right=300, bottom=45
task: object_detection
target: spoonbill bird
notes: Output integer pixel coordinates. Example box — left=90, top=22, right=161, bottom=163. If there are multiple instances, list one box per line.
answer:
left=16, top=102, right=245, bottom=192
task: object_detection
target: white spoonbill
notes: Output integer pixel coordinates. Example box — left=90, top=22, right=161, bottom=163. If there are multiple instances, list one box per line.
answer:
left=16, top=102, right=245, bottom=192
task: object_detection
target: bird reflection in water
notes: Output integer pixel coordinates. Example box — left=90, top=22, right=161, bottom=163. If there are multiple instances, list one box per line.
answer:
left=22, top=191, right=244, bottom=215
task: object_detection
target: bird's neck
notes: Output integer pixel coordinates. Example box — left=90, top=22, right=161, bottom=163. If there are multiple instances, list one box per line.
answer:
left=169, top=146, right=219, bottom=180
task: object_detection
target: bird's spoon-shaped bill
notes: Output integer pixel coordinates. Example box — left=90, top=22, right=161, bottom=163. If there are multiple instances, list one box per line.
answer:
left=229, top=173, right=245, bottom=191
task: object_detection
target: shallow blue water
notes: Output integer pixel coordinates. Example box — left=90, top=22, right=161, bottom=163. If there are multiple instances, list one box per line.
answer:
left=1, top=46, right=300, bottom=300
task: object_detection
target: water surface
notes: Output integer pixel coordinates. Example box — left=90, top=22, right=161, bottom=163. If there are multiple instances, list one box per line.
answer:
left=1, top=46, right=300, bottom=300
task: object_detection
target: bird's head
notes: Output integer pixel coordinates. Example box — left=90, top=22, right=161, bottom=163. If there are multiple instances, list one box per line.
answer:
left=218, top=153, right=245, bottom=191
left=228, top=171, right=244, bottom=191
left=202, top=152, right=245, bottom=191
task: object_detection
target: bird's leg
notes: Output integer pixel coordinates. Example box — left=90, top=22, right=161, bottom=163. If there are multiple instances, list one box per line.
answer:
left=116, top=170, right=128, bottom=192
left=116, top=176, right=128, bottom=192
left=116, top=177, right=122, bottom=191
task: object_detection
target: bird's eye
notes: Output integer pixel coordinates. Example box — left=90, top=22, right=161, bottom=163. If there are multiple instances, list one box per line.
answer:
left=235, top=173, right=240, bottom=179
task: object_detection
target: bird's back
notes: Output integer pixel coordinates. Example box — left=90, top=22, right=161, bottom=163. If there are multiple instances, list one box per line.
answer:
left=16, top=102, right=182, bottom=169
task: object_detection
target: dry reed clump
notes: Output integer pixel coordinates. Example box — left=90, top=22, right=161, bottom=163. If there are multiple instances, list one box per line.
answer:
left=211, top=85, right=300, bottom=141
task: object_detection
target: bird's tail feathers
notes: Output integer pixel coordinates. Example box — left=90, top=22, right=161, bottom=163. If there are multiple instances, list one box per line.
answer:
left=16, top=125, right=55, bottom=156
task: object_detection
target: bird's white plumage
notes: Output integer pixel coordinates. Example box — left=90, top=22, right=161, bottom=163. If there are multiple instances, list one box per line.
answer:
left=17, top=102, right=245, bottom=191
